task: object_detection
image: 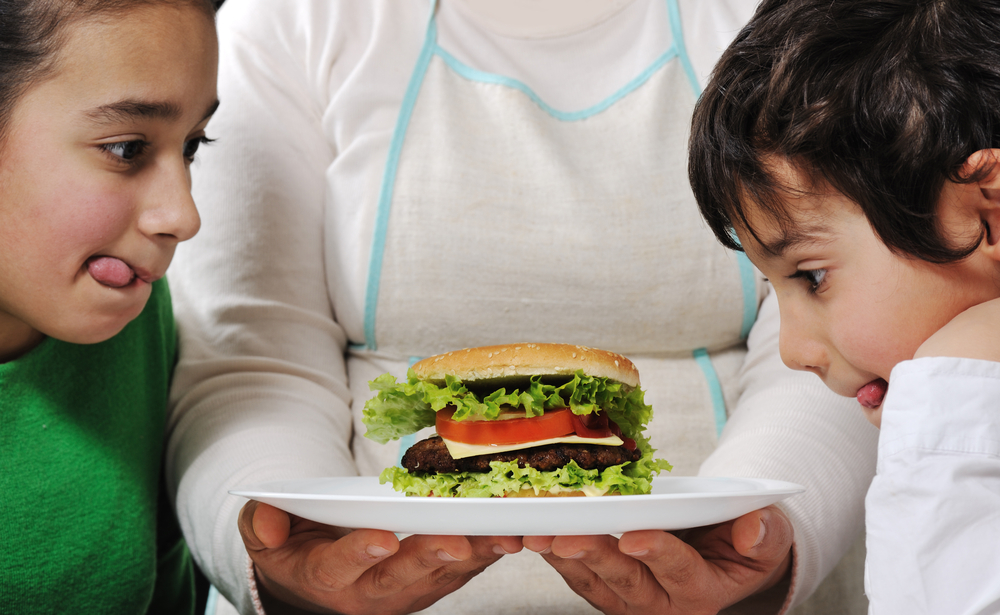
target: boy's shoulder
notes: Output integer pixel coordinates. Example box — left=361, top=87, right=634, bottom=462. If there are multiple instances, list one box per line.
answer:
left=915, top=298, right=1000, bottom=364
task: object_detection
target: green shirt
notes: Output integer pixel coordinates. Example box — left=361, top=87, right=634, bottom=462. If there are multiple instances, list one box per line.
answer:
left=0, top=279, right=195, bottom=615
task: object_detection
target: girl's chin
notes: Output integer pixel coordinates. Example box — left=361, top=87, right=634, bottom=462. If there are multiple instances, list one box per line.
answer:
left=57, top=293, right=149, bottom=344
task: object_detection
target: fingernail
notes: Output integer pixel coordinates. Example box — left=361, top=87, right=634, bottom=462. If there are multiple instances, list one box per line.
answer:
left=623, top=549, right=649, bottom=558
left=752, top=519, right=766, bottom=549
left=539, top=546, right=552, bottom=555
left=493, top=545, right=513, bottom=555
left=438, top=549, right=461, bottom=562
left=366, top=545, right=391, bottom=558
left=563, top=550, right=585, bottom=560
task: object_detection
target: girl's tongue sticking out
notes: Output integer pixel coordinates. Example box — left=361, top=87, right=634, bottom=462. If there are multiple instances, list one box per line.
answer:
left=857, top=378, right=888, bottom=409
left=87, top=256, right=135, bottom=288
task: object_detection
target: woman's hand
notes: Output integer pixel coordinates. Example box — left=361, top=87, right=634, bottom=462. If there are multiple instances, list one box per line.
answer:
left=239, top=501, right=523, bottom=615
left=522, top=505, right=793, bottom=614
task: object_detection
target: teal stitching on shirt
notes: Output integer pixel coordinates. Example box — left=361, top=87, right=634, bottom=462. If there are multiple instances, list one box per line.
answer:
left=666, top=0, right=701, bottom=96
left=205, top=585, right=218, bottom=615
left=363, top=1, right=439, bottom=351
left=737, top=253, right=757, bottom=339
left=674, top=0, right=750, bottom=433
left=430, top=0, right=699, bottom=120
left=693, top=347, right=727, bottom=437
left=433, top=45, right=679, bottom=121
left=667, top=0, right=759, bottom=338
left=727, top=232, right=759, bottom=340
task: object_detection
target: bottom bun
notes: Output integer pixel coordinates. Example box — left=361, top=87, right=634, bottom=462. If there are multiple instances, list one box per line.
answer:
left=424, top=488, right=622, bottom=498
left=502, top=487, right=622, bottom=498
left=504, top=488, right=587, bottom=498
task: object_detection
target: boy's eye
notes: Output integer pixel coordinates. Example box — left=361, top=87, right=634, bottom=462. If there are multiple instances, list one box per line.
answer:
left=102, top=139, right=148, bottom=161
left=789, top=268, right=827, bottom=291
left=183, top=136, right=214, bottom=162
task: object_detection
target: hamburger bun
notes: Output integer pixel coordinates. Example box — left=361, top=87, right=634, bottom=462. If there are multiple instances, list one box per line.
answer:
left=411, top=342, right=640, bottom=388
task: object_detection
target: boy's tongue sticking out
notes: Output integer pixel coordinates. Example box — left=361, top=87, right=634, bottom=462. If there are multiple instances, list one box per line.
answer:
left=857, top=378, right=888, bottom=409
left=87, top=256, right=135, bottom=288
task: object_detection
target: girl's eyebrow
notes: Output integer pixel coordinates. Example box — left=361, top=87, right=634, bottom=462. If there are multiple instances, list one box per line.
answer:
left=86, top=100, right=182, bottom=124
left=85, top=99, right=220, bottom=125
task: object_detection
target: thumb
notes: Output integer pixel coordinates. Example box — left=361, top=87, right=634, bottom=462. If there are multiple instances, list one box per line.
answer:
left=732, top=505, right=793, bottom=565
left=238, top=501, right=291, bottom=552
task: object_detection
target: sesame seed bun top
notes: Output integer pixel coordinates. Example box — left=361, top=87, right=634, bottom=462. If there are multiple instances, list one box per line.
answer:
left=411, top=343, right=640, bottom=388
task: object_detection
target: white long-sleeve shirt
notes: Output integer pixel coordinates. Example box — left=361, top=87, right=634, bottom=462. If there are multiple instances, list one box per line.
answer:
left=866, top=357, right=1000, bottom=614
left=166, top=1, right=878, bottom=613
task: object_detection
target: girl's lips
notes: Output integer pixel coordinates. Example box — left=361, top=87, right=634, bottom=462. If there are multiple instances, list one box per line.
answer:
left=856, top=378, right=888, bottom=409
left=87, top=256, right=135, bottom=288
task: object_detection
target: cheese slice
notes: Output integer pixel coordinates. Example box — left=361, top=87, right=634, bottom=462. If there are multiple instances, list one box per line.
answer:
left=441, top=433, right=624, bottom=460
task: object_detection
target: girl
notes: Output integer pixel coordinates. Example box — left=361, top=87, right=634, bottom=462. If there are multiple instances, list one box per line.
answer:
left=0, top=0, right=217, bottom=612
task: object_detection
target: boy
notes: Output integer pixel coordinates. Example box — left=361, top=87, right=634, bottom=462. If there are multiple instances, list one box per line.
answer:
left=688, top=0, right=1000, bottom=613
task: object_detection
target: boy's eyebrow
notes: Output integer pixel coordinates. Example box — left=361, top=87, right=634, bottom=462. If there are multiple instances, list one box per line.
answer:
left=85, top=99, right=220, bottom=124
left=759, top=224, right=832, bottom=257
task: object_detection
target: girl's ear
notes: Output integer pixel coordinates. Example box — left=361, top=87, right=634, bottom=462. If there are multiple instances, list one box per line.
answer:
left=964, top=149, right=1000, bottom=253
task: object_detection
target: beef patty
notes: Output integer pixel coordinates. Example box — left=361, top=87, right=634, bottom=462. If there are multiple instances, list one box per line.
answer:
left=401, top=435, right=641, bottom=474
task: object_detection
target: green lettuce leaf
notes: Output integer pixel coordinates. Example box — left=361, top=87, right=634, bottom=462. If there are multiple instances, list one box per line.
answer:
left=362, top=369, right=655, bottom=444
left=363, top=369, right=672, bottom=495
left=379, top=449, right=673, bottom=497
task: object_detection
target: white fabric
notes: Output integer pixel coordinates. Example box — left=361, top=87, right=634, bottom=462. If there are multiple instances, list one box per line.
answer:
left=357, top=0, right=751, bottom=481
left=865, top=357, right=1000, bottom=614
left=166, top=1, right=878, bottom=614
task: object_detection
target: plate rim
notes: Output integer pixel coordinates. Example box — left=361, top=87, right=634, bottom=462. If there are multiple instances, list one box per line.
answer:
left=228, top=476, right=806, bottom=535
left=230, top=475, right=806, bottom=503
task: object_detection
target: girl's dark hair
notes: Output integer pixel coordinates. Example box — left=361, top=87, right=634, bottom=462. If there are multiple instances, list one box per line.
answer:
left=689, top=0, right=1000, bottom=263
left=0, top=0, right=215, bottom=141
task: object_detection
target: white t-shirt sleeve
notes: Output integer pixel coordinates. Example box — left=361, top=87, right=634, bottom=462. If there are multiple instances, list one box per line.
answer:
left=166, top=1, right=364, bottom=612
left=865, top=357, right=1000, bottom=615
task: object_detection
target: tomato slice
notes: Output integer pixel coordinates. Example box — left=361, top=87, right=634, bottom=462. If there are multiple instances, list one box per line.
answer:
left=569, top=411, right=637, bottom=451
left=436, top=406, right=636, bottom=450
left=570, top=411, right=612, bottom=439
left=608, top=420, right=637, bottom=452
left=436, top=407, right=575, bottom=445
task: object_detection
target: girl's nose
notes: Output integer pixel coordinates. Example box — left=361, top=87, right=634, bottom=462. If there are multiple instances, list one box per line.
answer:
left=137, top=162, right=201, bottom=243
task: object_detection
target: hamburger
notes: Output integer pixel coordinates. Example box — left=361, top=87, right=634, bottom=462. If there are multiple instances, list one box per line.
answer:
left=362, top=343, right=672, bottom=497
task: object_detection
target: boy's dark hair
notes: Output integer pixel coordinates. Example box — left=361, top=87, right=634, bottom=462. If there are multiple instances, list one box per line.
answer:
left=0, top=0, right=216, bottom=143
left=689, top=0, right=1000, bottom=263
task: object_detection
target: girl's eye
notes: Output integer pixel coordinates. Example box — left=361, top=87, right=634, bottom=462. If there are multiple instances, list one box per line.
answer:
left=789, top=268, right=827, bottom=292
left=183, top=136, right=215, bottom=162
left=102, top=139, right=148, bottom=161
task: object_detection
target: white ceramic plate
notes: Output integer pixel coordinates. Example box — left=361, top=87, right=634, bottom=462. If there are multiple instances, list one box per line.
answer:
left=230, top=476, right=804, bottom=536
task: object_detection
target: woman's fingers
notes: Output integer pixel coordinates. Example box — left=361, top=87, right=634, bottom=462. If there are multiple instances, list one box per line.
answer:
left=528, top=507, right=796, bottom=614
left=238, top=500, right=528, bottom=615
left=239, top=501, right=291, bottom=550
left=617, top=529, right=708, bottom=592
left=528, top=535, right=650, bottom=614
left=729, top=506, right=795, bottom=589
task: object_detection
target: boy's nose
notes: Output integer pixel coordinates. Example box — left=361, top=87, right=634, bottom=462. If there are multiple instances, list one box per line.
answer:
left=137, top=163, right=201, bottom=243
left=778, top=313, right=828, bottom=376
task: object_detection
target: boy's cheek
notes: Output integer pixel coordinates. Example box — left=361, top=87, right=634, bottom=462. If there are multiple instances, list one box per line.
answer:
left=832, top=321, right=906, bottom=380
left=862, top=405, right=882, bottom=429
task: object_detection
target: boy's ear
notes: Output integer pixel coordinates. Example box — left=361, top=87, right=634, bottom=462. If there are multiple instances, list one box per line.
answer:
left=964, top=149, right=1000, bottom=253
